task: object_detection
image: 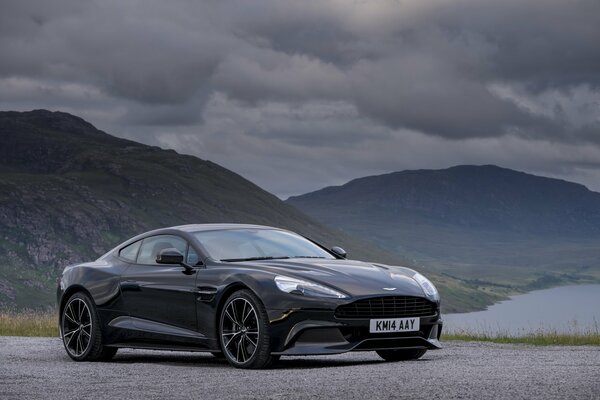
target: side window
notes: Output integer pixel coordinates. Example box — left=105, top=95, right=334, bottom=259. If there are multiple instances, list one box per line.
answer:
left=119, top=240, right=141, bottom=262
left=137, top=235, right=188, bottom=265
left=186, top=246, right=200, bottom=266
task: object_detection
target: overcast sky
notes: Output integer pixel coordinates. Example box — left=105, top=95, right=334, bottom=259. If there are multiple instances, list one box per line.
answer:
left=1, top=0, right=599, bottom=198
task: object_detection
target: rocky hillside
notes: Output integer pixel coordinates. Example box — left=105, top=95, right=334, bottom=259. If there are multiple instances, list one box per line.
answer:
left=0, top=110, right=507, bottom=312
left=0, top=110, right=407, bottom=308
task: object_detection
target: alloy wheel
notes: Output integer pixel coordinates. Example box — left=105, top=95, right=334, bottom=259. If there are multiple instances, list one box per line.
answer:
left=62, top=298, right=92, bottom=357
left=221, top=297, right=260, bottom=364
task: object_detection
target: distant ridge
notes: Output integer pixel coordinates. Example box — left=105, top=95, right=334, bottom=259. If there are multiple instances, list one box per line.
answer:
left=287, top=165, right=600, bottom=290
left=288, top=164, right=600, bottom=236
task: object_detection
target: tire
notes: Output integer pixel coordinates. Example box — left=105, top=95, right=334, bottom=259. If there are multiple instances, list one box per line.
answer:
left=61, top=292, right=117, bottom=362
left=218, top=289, right=279, bottom=369
left=210, top=351, right=224, bottom=359
left=376, top=349, right=427, bottom=361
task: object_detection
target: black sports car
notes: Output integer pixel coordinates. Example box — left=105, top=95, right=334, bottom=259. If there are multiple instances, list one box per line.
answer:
left=57, top=224, right=442, bottom=368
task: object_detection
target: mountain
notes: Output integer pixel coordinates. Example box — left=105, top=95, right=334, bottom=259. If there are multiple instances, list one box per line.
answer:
left=0, top=111, right=524, bottom=313
left=0, top=110, right=415, bottom=309
left=287, top=165, right=600, bottom=289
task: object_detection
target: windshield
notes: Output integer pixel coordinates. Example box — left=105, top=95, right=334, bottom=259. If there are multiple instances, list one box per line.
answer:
left=193, top=229, right=335, bottom=262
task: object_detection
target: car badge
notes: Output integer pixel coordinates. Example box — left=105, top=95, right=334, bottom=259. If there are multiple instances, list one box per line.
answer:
left=383, top=287, right=396, bottom=291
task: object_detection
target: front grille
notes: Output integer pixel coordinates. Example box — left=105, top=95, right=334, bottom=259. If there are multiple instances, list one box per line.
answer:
left=335, top=296, right=437, bottom=319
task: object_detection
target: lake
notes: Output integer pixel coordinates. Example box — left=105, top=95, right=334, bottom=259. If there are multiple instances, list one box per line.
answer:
left=443, top=284, right=600, bottom=335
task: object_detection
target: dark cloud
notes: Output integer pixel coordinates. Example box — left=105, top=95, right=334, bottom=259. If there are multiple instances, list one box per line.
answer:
left=0, top=0, right=599, bottom=196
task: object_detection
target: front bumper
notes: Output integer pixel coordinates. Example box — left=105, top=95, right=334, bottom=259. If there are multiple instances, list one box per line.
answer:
left=267, top=308, right=443, bottom=356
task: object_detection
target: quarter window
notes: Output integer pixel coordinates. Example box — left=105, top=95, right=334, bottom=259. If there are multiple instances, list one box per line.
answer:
left=187, top=246, right=200, bottom=265
left=119, top=240, right=141, bottom=262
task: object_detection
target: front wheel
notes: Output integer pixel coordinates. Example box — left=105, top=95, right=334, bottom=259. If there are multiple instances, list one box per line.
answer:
left=61, top=292, right=117, bottom=361
left=376, top=349, right=427, bottom=361
left=218, top=289, right=279, bottom=369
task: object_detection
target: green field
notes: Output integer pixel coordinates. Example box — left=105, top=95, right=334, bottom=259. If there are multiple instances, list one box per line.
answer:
left=287, top=187, right=600, bottom=309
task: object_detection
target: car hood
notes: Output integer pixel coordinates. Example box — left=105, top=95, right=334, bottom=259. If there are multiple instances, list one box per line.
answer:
left=237, top=258, right=428, bottom=298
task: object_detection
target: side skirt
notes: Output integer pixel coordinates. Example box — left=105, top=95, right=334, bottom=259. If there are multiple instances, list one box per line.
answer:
left=105, top=316, right=219, bottom=351
left=105, top=343, right=215, bottom=353
left=108, top=316, right=206, bottom=339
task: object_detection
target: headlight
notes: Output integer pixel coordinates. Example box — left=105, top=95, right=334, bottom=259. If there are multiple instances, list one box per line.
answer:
left=413, top=272, right=439, bottom=300
left=274, top=276, right=348, bottom=299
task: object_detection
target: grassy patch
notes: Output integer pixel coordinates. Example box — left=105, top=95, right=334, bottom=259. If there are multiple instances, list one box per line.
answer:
left=444, top=331, right=600, bottom=346
left=0, top=310, right=58, bottom=337
left=444, top=333, right=600, bottom=346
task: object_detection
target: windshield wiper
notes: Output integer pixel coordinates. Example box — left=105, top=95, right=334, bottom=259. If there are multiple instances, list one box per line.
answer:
left=220, top=256, right=291, bottom=262
left=289, top=256, right=328, bottom=259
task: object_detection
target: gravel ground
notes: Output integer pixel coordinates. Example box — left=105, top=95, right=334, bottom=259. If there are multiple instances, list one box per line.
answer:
left=0, top=337, right=598, bottom=400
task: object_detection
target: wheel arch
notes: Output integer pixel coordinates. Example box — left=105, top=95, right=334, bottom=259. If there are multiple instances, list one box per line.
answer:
left=59, top=285, right=94, bottom=322
left=213, top=281, right=266, bottom=347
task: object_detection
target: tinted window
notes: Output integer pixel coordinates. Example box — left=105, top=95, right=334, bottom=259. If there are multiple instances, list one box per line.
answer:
left=193, top=229, right=334, bottom=261
left=119, top=240, right=141, bottom=262
left=137, top=235, right=188, bottom=265
left=187, top=246, right=200, bottom=265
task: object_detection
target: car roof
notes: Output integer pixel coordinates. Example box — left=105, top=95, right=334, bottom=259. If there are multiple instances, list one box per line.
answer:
left=171, top=223, right=281, bottom=233
left=98, top=223, right=286, bottom=261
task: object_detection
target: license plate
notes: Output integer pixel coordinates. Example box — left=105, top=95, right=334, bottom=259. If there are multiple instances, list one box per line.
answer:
left=369, top=317, right=420, bottom=333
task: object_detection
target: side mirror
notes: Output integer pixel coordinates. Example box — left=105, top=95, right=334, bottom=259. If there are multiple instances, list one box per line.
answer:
left=331, top=246, right=347, bottom=259
left=156, top=248, right=184, bottom=264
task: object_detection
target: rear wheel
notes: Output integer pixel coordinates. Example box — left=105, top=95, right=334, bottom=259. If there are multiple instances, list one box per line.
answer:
left=218, top=289, right=278, bottom=369
left=61, top=292, right=117, bottom=361
left=376, top=349, right=427, bottom=361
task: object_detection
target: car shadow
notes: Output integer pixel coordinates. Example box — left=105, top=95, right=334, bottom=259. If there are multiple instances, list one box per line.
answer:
left=107, top=351, right=431, bottom=370
left=272, top=357, right=383, bottom=370
left=109, top=352, right=226, bottom=367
